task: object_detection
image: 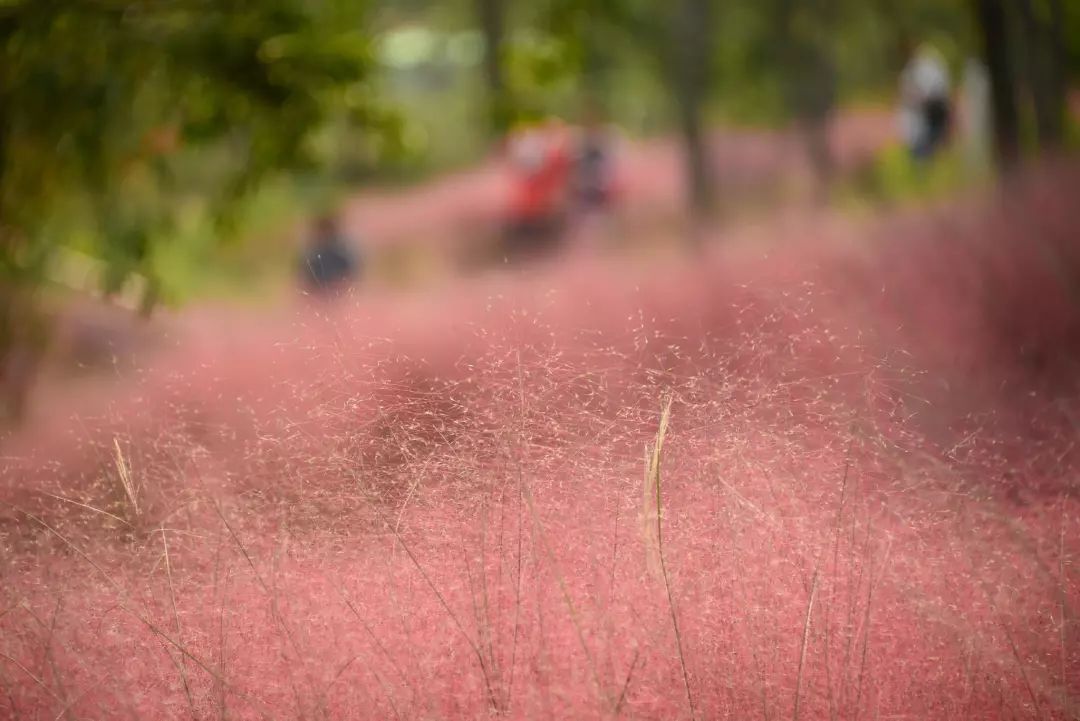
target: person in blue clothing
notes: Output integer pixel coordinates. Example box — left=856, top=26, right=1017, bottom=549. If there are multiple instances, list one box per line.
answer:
left=299, top=213, right=359, bottom=295
left=570, top=97, right=624, bottom=218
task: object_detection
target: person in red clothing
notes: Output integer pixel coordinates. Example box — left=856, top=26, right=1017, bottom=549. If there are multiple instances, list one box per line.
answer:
left=502, top=118, right=572, bottom=260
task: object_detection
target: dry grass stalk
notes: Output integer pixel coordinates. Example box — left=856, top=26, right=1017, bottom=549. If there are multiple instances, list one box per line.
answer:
left=41, top=492, right=132, bottom=529
left=642, top=445, right=661, bottom=582
left=644, top=396, right=696, bottom=720
left=361, top=494, right=501, bottom=712
left=992, top=599, right=1045, bottom=721
left=793, top=566, right=820, bottom=721
left=0, top=650, right=64, bottom=705
left=853, top=534, right=892, bottom=721
left=1057, top=496, right=1073, bottom=718
left=160, top=527, right=196, bottom=717
left=214, top=503, right=309, bottom=717
left=519, top=468, right=607, bottom=708
left=19, top=510, right=222, bottom=683
left=338, top=589, right=422, bottom=704
left=113, top=438, right=139, bottom=517
left=23, top=597, right=72, bottom=716
left=612, top=648, right=641, bottom=716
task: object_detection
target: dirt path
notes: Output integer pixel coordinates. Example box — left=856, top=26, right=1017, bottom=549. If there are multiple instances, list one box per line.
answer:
left=340, top=107, right=896, bottom=256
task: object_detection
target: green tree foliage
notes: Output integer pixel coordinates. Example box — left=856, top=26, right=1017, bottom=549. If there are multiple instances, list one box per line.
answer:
left=0, top=0, right=375, bottom=295
left=0, top=0, right=379, bottom=418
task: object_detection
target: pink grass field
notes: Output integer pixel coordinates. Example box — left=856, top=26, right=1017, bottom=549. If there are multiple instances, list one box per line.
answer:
left=3, top=162, right=1080, bottom=720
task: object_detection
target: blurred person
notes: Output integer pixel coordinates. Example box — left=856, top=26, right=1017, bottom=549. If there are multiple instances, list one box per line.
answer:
left=572, top=100, right=621, bottom=215
left=299, top=212, right=360, bottom=295
left=779, top=19, right=838, bottom=205
left=562, top=101, right=625, bottom=257
left=502, top=118, right=572, bottom=261
left=899, top=43, right=953, bottom=161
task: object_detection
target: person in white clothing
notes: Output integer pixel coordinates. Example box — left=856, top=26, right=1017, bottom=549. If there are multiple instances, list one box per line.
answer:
left=898, top=44, right=953, bottom=161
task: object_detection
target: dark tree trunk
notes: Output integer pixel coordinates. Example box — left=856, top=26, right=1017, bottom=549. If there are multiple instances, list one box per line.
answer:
left=880, top=0, right=910, bottom=74
left=138, top=274, right=160, bottom=320
left=580, top=12, right=606, bottom=103
left=975, top=0, right=1022, bottom=170
left=776, top=0, right=837, bottom=203
left=671, top=0, right=714, bottom=227
left=477, top=0, right=510, bottom=136
left=0, top=112, right=44, bottom=423
left=0, top=282, right=43, bottom=424
left=1019, top=0, right=1067, bottom=149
